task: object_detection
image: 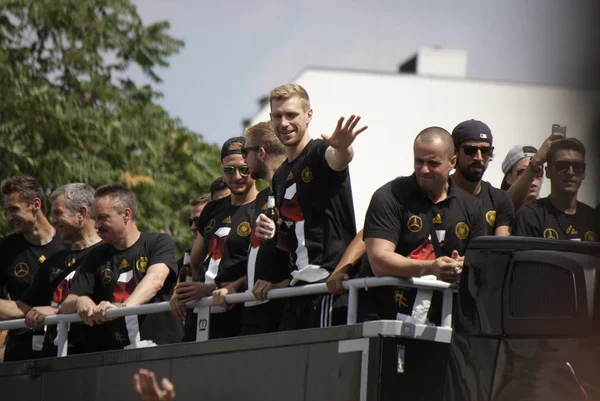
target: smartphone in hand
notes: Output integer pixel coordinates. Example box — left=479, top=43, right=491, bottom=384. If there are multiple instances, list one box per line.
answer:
left=552, top=124, right=567, bottom=136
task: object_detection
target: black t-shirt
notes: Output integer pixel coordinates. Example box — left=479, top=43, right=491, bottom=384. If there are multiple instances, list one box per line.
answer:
left=246, top=189, right=292, bottom=307
left=20, top=242, right=102, bottom=307
left=70, top=232, right=183, bottom=349
left=360, top=174, right=487, bottom=323
left=0, top=233, right=65, bottom=344
left=0, top=233, right=66, bottom=301
left=272, top=139, right=357, bottom=286
left=512, top=197, right=599, bottom=241
left=362, top=174, right=486, bottom=270
left=195, top=196, right=255, bottom=285
left=474, top=180, right=514, bottom=235
left=19, top=242, right=104, bottom=352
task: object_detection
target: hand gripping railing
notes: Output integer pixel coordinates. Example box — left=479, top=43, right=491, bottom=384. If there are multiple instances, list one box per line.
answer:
left=0, top=276, right=456, bottom=357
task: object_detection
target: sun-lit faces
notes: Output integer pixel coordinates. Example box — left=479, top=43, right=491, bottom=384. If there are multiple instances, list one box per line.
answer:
left=243, top=138, right=266, bottom=180
left=506, top=157, right=543, bottom=201
left=456, top=140, right=493, bottom=182
left=93, top=196, right=127, bottom=245
left=547, top=149, right=586, bottom=195
left=270, top=96, right=312, bottom=147
left=221, top=154, right=254, bottom=196
left=3, top=192, right=38, bottom=234
left=51, top=194, right=82, bottom=241
left=414, top=139, right=456, bottom=193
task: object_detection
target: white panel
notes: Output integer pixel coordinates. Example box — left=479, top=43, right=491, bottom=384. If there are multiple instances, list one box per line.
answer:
left=417, top=48, right=468, bottom=78
left=251, top=69, right=600, bottom=229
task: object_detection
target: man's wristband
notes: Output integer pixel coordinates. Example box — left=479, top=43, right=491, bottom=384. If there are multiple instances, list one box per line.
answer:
left=114, top=302, right=127, bottom=308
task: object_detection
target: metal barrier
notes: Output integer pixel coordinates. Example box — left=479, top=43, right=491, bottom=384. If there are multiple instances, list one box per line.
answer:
left=0, top=276, right=455, bottom=357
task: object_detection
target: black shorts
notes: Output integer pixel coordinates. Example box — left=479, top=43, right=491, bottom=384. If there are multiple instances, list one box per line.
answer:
left=279, top=294, right=345, bottom=331
left=241, top=299, right=284, bottom=336
left=210, top=307, right=242, bottom=339
left=182, top=309, right=197, bottom=342
left=4, top=332, right=44, bottom=362
left=42, top=323, right=108, bottom=357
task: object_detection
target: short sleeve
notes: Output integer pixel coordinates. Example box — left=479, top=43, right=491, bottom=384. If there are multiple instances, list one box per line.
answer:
left=149, top=234, right=177, bottom=274
left=363, top=183, right=403, bottom=245
left=69, top=253, right=98, bottom=297
left=195, top=198, right=226, bottom=237
left=495, top=191, right=515, bottom=228
left=309, top=139, right=348, bottom=177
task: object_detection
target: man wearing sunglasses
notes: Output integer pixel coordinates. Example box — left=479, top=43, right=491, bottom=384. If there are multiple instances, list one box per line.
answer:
left=451, top=119, right=514, bottom=236
left=254, top=84, right=366, bottom=331
left=512, top=138, right=598, bottom=241
left=171, top=136, right=258, bottom=339
left=501, top=130, right=566, bottom=213
left=229, top=121, right=292, bottom=335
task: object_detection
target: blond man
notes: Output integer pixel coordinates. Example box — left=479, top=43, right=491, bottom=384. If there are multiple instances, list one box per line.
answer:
left=255, top=84, right=367, bottom=330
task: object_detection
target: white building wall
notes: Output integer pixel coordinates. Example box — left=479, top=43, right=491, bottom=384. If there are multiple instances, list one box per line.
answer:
left=251, top=68, right=599, bottom=229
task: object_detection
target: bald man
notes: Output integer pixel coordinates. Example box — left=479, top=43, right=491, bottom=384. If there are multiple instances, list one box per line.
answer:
left=358, top=127, right=486, bottom=325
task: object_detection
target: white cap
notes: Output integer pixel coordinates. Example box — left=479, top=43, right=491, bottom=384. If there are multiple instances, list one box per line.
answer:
left=501, top=144, right=538, bottom=174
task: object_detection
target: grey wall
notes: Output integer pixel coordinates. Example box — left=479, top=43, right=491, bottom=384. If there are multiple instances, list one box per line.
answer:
left=0, top=326, right=365, bottom=401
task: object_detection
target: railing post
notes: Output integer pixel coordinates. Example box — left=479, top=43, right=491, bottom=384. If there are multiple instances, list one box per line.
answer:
left=56, top=321, right=69, bottom=357
left=441, top=290, right=454, bottom=328
left=346, top=284, right=359, bottom=325
left=194, top=306, right=210, bottom=342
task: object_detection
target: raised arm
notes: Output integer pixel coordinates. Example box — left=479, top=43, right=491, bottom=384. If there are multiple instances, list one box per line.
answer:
left=508, top=132, right=564, bottom=212
left=323, top=115, right=368, bottom=171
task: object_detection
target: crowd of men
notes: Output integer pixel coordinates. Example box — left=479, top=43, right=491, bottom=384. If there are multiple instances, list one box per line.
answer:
left=0, top=84, right=598, bottom=363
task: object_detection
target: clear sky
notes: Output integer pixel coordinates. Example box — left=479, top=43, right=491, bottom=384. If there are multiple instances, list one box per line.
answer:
left=130, top=0, right=599, bottom=147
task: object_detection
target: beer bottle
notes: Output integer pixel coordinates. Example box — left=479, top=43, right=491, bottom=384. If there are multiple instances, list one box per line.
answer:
left=182, top=250, right=193, bottom=282
left=265, top=193, right=279, bottom=242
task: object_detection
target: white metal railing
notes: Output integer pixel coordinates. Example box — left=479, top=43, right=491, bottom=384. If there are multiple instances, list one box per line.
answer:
left=0, top=276, right=456, bottom=357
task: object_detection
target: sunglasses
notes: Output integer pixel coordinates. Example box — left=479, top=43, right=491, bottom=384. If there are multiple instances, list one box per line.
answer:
left=516, top=167, right=544, bottom=179
left=552, top=161, right=586, bottom=174
left=241, top=146, right=261, bottom=157
left=461, top=145, right=494, bottom=157
left=223, top=165, right=250, bottom=176
left=188, top=216, right=201, bottom=226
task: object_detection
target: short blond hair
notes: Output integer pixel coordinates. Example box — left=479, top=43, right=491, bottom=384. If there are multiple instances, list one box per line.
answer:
left=245, top=121, right=285, bottom=157
left=269, top=84, right=310, bottom=111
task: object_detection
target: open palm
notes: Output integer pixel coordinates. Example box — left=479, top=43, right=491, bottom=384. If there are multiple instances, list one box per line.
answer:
left=321, top=115, right=368, bottom=149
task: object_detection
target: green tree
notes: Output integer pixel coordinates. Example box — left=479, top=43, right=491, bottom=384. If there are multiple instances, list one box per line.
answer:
left=0, top=0, right=222, bottom=253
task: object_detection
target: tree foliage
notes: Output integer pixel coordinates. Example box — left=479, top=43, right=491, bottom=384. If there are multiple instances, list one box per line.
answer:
left=0, top=0, right=221, bottom=253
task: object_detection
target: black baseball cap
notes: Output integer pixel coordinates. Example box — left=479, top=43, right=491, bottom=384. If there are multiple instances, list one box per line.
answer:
left=221, top=136, right=246, bottom=160
left=451, top=119, right=493, bottom=147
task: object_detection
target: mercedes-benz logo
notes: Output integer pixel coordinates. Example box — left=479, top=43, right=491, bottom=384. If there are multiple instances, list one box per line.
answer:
left=101, top=268, right=113, bottom=284
left=407, top=215, right=423, bottom=233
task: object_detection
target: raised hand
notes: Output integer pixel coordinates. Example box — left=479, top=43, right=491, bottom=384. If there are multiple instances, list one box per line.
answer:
left=321, top=115, right=368, bottom=150
left=134, top=369, right=175, bottom=401
left=532, top=131, right=566, bottom=166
